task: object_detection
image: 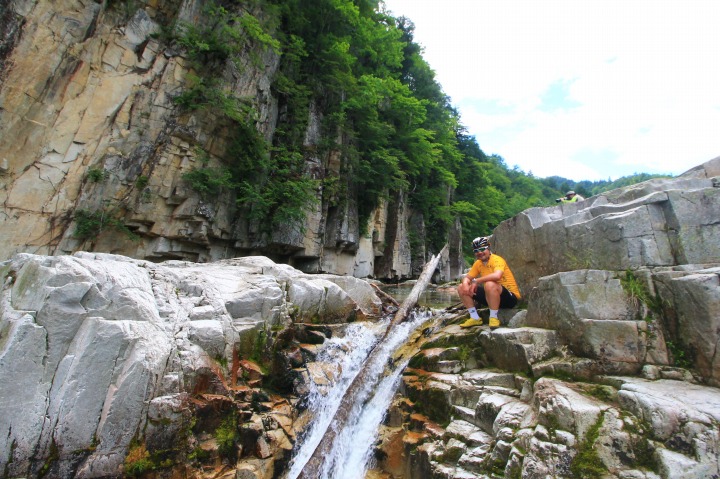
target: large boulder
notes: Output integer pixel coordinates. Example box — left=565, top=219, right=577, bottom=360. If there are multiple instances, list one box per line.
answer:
left=517, top=265, right=720, bottom=383
left=652, top=266, right=720, bottom=384
left=493, top=157, right=720, bottom=296
left=383, top=307, right=720, bottom=479
left=0, top=252, right=382, bottom=477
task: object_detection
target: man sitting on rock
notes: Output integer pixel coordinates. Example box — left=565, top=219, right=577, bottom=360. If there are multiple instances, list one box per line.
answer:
left=457, top=236, right=521, bottom=329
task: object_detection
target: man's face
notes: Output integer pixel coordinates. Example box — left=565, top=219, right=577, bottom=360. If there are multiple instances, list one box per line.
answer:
left=474, top=246, right=490, bottom=261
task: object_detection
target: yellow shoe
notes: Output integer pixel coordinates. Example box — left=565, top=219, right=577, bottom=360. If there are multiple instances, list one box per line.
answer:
left=460, top=318, right=483, bottom=328
left=489, top=316, right=500, bottom=329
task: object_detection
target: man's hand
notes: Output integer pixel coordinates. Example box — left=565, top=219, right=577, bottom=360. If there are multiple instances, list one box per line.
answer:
left=458, top=277, right=477, bottom=297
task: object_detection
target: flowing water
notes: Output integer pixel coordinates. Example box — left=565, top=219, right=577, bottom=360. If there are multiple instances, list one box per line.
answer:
left=285, top=311, right=433, bottom=479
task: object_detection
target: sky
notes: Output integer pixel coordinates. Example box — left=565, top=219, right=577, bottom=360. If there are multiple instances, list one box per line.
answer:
left=381, top=0, right=720, bottom=181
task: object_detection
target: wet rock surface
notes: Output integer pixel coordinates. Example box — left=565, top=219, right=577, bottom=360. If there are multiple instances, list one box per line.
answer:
left=373, top=305, right=720, bottom=479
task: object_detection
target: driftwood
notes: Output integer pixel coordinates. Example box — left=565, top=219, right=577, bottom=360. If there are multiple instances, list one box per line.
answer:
left=370, top=282, right=400, bottom=308
left=297, top=244, right=448, bottom=478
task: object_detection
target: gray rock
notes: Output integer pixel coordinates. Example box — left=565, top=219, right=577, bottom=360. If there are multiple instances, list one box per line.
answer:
left=493, top=165, right=720, bottom=295
left=0, top=252, right=383, bottom=476
left=478, top=327, right=559, bottom=372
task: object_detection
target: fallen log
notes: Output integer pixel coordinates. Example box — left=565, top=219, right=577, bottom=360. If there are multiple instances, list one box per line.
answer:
left=297, top=244, right=448, bottom=478
left=370, top=282, right=400, bottom=308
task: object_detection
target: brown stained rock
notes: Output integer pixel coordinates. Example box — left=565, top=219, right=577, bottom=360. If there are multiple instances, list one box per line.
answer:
left=306, top=361, right=341, bottom=387
left=298, top=343, right=319, bottom=357
left=198, top=394, right=236, bottom=408
left=239, top=418, right=265, bottom=452
left=377, top=427, right=406, bottom=477
left=270, top=401, right=292, bottom=416
left=252, top=401, right=272, bottom=412
left=365, top=469, right=393, bottom=479
left=231, top=386, right=254, bottom=403
left=421, top=347, right=447, bottom=359
left=409, top=413, right=431, bottom=431
left=268, top=413, right=295, bottom=440
left=284, top=346, right=305, bottom=368
left=423, top=421, right=445, bottom=439
left=298, top=329, right=327, bottom=345
left=386, top=399, right=410, bottom=427
left=235, top=458, right=274, bottom=479
left=239, top=360, right=265, bottom=380
left=265, top=429, right=293, bottom=452
left=213, top=468, right=238, bottom=479
left=255, top=435, right=272, bottom=459
left=402, top=430, right=428, bottom=446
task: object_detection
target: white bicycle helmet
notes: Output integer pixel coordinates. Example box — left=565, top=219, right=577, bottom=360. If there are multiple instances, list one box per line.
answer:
left=471, top=236, right=490, bottom=252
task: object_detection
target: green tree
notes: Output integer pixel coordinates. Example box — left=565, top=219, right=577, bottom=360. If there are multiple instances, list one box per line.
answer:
left=170, top=0, right=672, bottom=265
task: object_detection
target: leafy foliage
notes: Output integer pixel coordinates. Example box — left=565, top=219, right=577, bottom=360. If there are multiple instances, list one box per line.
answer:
left=168, top=0, right=669, bottom=259
left=86, top=167, right=107, bottom=183
left=123, top=443, right=153, bottom=477
left=172, top=3, right=319, bottom=229
left=182, top=167, right=235, bottom=198
left=176, top=3, right=280, bottom=67
left=620, top=270, right=662, bottom=317
left=73, top=208, right=138, bottom=242
left=122, top=441, right=174, bottom=476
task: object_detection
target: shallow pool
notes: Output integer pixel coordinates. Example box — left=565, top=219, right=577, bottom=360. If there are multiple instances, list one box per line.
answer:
left=381, top=285, right=460, bottom=310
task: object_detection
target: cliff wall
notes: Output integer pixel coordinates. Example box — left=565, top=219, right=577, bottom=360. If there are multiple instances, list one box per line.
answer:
left=0, top=0, right=462, bottom=281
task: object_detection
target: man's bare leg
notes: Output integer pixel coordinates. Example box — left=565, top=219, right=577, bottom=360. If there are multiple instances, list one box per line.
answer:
left=484, top=281, right=502, bottom=329
left=457, top=282, right=481, bottom=324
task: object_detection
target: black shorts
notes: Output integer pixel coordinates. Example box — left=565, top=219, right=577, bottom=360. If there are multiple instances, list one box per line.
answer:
left=473, top=285, right=518, bottom=309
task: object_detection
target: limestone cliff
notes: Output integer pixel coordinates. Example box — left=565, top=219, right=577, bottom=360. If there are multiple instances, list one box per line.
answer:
left=0, top=0, right=462, bottom=281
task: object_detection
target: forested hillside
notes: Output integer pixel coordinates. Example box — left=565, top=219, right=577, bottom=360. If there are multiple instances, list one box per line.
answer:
left=248, top=0, right=668, bottom=250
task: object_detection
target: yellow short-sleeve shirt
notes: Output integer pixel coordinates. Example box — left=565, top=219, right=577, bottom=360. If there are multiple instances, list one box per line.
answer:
left=467, top=254, right=521, bottom=299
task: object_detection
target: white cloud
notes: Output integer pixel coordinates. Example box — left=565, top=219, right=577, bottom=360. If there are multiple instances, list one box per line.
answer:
left=383, top=0, right=720, bottom=180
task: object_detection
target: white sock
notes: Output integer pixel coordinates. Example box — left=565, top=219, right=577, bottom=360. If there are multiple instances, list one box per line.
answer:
left=468, top=307, right=480, bottom=319
left=490, top=309, right=499, bottom=318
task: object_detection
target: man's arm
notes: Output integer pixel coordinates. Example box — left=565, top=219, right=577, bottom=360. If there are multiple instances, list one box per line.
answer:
left=474, top=269, right=503, bottom=284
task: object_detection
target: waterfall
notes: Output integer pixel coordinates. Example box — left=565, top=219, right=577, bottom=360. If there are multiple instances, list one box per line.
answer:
left=286, top=311, right=432, bottom=479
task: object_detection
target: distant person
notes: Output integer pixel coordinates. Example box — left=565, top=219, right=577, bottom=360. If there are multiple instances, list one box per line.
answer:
left=556, top=190, right=585, bottom=203
left=457, top=236, right=521, bottom=329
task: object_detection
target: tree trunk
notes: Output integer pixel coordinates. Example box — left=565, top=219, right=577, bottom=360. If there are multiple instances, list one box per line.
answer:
left=297, top=244, right=448, bottom=478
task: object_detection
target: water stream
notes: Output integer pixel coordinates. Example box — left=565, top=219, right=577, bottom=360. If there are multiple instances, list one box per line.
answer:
left=285, top=311, right=433, bottom=479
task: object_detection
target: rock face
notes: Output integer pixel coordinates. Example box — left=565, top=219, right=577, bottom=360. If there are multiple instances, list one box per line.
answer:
left=0, top=252, right=383, bottom=478
left=0, top=0, right=462, bottom=281
left=375, top=281, right=720, bottom=478
left=493, top=156, right=720, bottom=296
left=489, top=157, right=720, bottom=385
left=371, top=161, right=720, bottom=479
